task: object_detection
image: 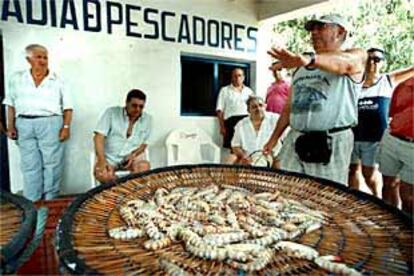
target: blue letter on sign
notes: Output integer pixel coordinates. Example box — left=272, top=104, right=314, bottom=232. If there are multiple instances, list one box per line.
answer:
left=221, top=21, right=233, bottom=49
left=234, top=24, right=245, bottom=51
left=178, top=14, right=191, bottom=44
left=207, top=20, right=219, bottom=48
left=84, top=0, right=101, bottom=32
left=247, top=27, right=257, bottom=53
left=106, top=1, right=123, bottom=34
left=60, top=0, right=79, bottom=29
left=1, top=0, right=24, bottom=23
left=143, top=8, right=159, bottom=39
left=126, top=4, right=141, bottom=38
left=193, top=16, right=205, bottom=46
left=161, top=11, right=175, bottom=42
left=27, top=0, right=47, bottom=26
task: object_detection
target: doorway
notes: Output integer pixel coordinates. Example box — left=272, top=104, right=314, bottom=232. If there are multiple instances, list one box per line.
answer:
left=0, top=30, right=10, bottom=191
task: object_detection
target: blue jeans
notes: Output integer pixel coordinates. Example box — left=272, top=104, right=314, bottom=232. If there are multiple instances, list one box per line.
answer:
left=16, top=116, right=64, bottom=201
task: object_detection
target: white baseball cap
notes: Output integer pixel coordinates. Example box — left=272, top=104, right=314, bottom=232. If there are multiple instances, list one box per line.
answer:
left=305, top=14, right=351, bottom=33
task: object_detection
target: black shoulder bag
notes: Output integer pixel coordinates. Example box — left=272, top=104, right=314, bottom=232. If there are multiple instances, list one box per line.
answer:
left=294, top=131, right=332, bottom=164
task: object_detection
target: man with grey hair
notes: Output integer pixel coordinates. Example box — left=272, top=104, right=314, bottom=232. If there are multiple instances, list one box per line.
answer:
left=3, top=44, right=73, bottom=201
left=263, top=14, right=367, bottom=184
left=228, top=95, right=282, bottom=167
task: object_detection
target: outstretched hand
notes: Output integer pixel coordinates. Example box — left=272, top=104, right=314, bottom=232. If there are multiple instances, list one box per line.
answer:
left=268, top=47, right=310, bottom=69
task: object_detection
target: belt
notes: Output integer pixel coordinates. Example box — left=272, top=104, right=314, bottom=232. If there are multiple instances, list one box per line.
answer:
left=18, top=115, right=56, bottom=119
left=328, top=125, right=352, bottom=134
left=298, top=125, right=352, bottom=134
left=391, top=133, right=414, bottom=143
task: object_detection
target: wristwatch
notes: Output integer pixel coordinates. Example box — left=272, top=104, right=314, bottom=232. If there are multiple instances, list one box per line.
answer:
left=63, top=125, right=70, bottom=129
left=303, top=52, right=316, bottom=68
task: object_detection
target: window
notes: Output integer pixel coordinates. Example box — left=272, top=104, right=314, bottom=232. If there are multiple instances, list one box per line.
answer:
left=181, top=55, right=251, bottom=116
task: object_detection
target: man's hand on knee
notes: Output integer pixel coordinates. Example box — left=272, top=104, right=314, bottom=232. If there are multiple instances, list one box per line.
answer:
left=94, top=162, right=116, bottom=183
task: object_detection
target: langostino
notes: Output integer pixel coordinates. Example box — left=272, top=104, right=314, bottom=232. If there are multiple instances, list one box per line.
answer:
left=107, top=184, right=362, bottom=275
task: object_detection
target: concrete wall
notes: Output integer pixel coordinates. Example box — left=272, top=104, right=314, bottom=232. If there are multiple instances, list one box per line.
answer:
left=0, top=0, right=259, bottom=195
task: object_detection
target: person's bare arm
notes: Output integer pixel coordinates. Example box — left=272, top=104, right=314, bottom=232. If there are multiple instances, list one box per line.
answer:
left=263, top=88, right=292, bottom=155
left=268, top=47, right=367, bottom=80
left=124, top=144, right=148, bottom=168
left=94, top=133, right=107, bottom=164
left=59, top=109, right=73, bottom=142
left=388, top=66, right=414, bottom=87
left=232, top=146, right=251, bottom=165
left=6, top=106, right=17, bottom=140
left=93, top=132, right=115, bottom=182
left=0, top=121, right=5, bottom=134
left=0, top=109, right=6, bottom=134
left=216, top=110, right=226, bottom=136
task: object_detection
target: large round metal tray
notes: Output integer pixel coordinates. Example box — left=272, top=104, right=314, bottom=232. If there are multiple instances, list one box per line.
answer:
left=1, top=191, right=37, bottom=267
left=56, top=165, right=413, bottom=275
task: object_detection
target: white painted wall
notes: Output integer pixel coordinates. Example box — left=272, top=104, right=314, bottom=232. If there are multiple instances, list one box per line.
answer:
left=1, top=0, right=259, bottom=195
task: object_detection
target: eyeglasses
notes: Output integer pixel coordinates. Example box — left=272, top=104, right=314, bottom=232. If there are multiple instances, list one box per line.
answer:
left=131, top=103, right=145, bottom=109
left=370, top=56, right=384, bottom=63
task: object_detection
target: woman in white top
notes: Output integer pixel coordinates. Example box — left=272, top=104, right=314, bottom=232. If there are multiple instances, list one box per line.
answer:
left=228, top=96, right=282, bottom=167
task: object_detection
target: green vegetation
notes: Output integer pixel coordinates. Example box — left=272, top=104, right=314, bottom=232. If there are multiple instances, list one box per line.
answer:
left=273, top=0, right=414, bottom=71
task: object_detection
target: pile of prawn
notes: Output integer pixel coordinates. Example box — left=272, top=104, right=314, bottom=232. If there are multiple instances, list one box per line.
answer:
left=108, top=184, right=362, bottom=275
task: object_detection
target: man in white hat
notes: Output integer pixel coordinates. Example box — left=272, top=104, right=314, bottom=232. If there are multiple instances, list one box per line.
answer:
left=263, top=14, right=367, bottom=185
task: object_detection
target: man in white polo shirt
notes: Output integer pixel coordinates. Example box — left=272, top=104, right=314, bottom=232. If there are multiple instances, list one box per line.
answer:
left=93, top=89, right=152, bottom=183
left=3, top=44, right=73, bottom=201
left=216, top=68, right=254, bottom=149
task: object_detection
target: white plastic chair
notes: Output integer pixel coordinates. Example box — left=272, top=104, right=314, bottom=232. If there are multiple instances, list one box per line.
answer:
left=165, top=128, right=220, bottom=166
left=90, top=148, right=150, bottom=188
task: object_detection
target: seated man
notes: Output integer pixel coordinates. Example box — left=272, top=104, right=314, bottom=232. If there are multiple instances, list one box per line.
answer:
left=227, top=96, right=282, bottom=167
left=94, top=89, right=152, bottom=182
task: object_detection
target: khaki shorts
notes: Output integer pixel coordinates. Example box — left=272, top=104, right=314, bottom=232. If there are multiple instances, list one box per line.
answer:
left=115, top=152, right=148, bottom=171
left=279, top=128, right=354, bottom=185
left=378, top=130, right=414, bottom=184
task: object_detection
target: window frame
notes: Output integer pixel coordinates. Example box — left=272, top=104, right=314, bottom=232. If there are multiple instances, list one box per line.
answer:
left=180, top=55, right=252, bottom=117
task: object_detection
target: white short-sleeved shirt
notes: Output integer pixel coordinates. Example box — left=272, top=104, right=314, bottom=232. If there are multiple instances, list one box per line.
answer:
left=231, top=112, right=280, bottom=155
left=216, top=84, right=254, bottom=120
left=3, top=70, right=73, bottom=116
left=94, top=106, right=152, bottom=165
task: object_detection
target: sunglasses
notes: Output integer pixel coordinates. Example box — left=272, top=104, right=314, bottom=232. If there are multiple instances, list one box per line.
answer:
left=309, top=22, right=335, bottom=31
left=370, top=56, right=384, bottom=63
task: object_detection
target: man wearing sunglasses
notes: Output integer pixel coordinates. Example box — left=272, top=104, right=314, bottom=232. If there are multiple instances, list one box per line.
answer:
left=349, top=48, right=414, bottom=197
left=263, top=14, right=367, bottom=185
left=93, top=89, right=152, bottom=182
